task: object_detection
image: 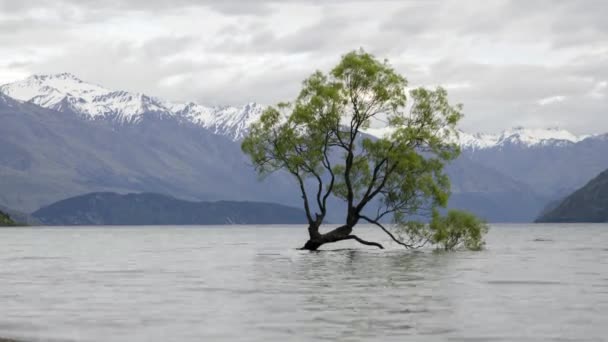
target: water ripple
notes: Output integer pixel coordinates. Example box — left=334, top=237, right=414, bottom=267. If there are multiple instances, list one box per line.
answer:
left=0, top=224, right=607, bottom=342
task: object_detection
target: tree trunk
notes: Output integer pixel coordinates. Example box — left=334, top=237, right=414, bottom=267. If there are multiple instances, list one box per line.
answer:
left=301, top=224, right=384, bottom=251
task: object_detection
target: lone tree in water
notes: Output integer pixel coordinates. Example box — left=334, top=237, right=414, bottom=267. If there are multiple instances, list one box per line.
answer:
left=242, top=49, right=487, bottom=251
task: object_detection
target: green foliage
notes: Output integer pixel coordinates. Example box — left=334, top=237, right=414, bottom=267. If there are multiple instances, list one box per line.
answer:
left=242, top=48, right=488, bottom=250
left=0, top=210, right=17, bottom=226
left=397, top=210, right=488, bottom=251
left=430, top=210, right=489, bottom=250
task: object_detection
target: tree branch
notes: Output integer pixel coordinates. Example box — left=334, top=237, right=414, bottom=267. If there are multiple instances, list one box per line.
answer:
left=344, top=82, right=364, bottom=214
left=356, top=157, right=388, bottom=210
left=292, top=169, right=314, bottom=224
left=355, top=162, right=398, bottom=213
left=342, top=235, right=384, bottom=249
left=321, top=131, right=335, bottom=212
left=359, top=215, right=414, bottom=249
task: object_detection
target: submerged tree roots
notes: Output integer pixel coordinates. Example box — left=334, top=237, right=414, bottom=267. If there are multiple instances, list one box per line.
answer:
left=299, top=223, right=384, bottom=251
left=301, top=234, right=384, bottom=251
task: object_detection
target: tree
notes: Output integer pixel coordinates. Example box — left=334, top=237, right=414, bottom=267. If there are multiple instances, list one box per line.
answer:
left=242, top=49, right=487, bottom=251
left=0, top=210, right=17, bottom=226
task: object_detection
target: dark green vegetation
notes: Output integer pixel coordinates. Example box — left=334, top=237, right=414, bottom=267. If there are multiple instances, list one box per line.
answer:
left=0, top=209, right=17, bottom=226
left=242, top=49, right=488, bottom=250
left=33, top=192, right=307, bottom=225
left=0, top=205, right=40, bottom=225
left=429, top=210, right=489, bottom=250
left=536, top=169, right=608, bottom=223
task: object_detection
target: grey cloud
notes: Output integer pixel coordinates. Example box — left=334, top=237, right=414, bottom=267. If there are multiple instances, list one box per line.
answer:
left=259, top=14, right=358, bottom=54
left=0, top=0, right=606, bottom=134
left=419, top=61, right=607, bottom=134
left=551, top=1, right=608, bottom=33
left=0, top=0, right=276, bottom=16
left=140, top=36, right=199, bottom=58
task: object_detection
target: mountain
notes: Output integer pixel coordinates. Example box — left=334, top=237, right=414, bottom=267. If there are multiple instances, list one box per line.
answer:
left=361, top=127, right=607, bottom=221
left=457, top=127, right=588, bottom=150
left=536, top=169, right=608, bottom=223
left=0, top=91, right=294, bottom=213
left=0, top=73, right=264, bottom=140
left=3, top=74, right=600, bottom=149
left=445, top=157, right=546, bottom=222
left=1, top=73, right=606, bottom=223
left=459, top=129, right=608, bottom=199
left=33, top=192, right=307, bottom=225
left=366, top=126, right=589, bottom=151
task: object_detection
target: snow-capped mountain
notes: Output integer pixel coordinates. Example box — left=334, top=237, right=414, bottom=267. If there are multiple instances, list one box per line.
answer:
left=169, top=101, right=263, bottom=139
left=0, top=73, right=169, bottom=123
left=2, top=72, right=608, bottom=223
left=0, top=73, right=600, bottom=146
left=366, top=126, right=588, bottom=149
left=458, top=127, right=589, bottom=150
left=0, top=73, right=264, bottom=139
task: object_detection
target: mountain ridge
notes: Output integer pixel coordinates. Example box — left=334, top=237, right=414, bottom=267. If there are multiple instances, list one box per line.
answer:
left=0, top=73, right=265, bottom=140
left=0, top=93, right=296, bottom=213
left=2, top=73, right=608, bottom=222
left=536, top=169, right=608, bottom=223
left=33, top=192, right=308, bottom=225
left=1, top=73, right=600, bottom=145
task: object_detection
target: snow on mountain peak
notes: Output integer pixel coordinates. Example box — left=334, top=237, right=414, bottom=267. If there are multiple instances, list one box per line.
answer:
left=456, top=131, right=500, bottom=149
left=460, top=126, right=586, bottom=149
left=171, top=101, right=264, bottom=140
left=0, top=73, right=592, bottom=145
left=364, top=126, right=587, bottom=149
left=0, top=73, right=265, bottom=138
left=501, top=126, right=579, bottom=141
left=0, top=73, right=148, bottom=122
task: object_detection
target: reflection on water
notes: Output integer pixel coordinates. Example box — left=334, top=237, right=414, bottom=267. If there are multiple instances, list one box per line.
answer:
left=0, top=224, right=607, bottom=341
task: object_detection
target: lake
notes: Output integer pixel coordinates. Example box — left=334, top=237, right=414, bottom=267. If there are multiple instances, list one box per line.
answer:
left=0, top=224, right=607, bottom=341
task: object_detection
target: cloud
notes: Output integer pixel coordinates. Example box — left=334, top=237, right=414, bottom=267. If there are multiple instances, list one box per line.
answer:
left=0, top=0, right=606, bottom=134
left=589, top=81, right=607, bottom=99
left=538, top=96, right=566, bottom=106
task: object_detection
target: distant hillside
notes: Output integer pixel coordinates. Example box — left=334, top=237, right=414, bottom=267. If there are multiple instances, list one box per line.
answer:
left=3, top=73, right=608, bottom=223
left=536, top=169, right=608, bottom=223
left=33, top=192, right=308, bottom=225
left=0, top=209, right=16, bottom=226
left=446, top=156, right=546, bottom=222
left=0, top=91, right=296, bottom=214
left=0, top=205, right=40, bottom=225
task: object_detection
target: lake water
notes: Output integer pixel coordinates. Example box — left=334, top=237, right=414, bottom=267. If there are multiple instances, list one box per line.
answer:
left=0, top=224, right=607, bottom=342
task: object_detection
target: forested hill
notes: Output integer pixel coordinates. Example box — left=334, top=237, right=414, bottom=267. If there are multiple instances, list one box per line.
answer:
left=536, top=169, right=608, bottom=223
left=32, top=192, right=307, bottom=226
left=0, top=210, right=16, bottom=226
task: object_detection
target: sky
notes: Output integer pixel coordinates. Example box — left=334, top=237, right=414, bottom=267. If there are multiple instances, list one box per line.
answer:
left=0, top=0, right=606, bottom=134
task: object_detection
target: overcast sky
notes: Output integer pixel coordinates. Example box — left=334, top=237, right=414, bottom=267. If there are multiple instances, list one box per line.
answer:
left=0, top=0, right=606, bottom=133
